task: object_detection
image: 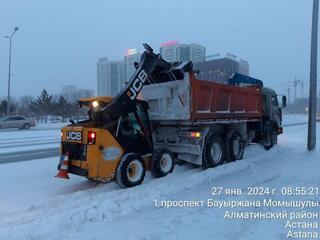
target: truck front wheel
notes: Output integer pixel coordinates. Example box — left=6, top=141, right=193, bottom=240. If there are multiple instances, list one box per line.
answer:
left=116, top=153, right=146, bottom=188
left=264, top=124, right=277, bottom=150
left=151, top=149, right=175, bottom=178
left=203, top=134, right=225, bottom=168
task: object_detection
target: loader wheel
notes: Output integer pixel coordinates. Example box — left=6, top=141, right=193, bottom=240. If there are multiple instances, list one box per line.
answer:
left=116, top=153, right=146, bottom=188
left=225, top=131, right=244, bottom=162
left=151, top=149, right=174, bottom=178
left=203, top=134, right=225, bottom=168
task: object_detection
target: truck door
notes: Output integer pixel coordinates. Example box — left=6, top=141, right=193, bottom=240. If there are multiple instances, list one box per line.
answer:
left=262, top=91, right=281, bottom=127
left=270, top=94, right=281, bottom=126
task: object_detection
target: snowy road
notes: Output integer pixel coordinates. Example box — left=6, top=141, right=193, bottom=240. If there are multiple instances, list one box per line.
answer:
left=0, top=117, right=319, bottom=240
left=0, top=115, right=310, bottom=165
left=0, top=148, right=59, bottom=164
left=0, top=123, right=62, bottom=163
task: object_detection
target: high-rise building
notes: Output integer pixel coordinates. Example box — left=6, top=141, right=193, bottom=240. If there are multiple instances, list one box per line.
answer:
left=160, top=41, right=206, bottom=63
left=97, top=57, right=125, bottom=96
left=124, top=48, right=141, bottom=82
left=194, top=53, right=250, bottom=84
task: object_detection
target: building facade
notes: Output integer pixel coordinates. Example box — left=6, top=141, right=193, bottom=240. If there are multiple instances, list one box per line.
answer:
left=124, top=48, right=141, bottom=82
left=194, top=54, right=250, bottom=84
left=97, top=57, right=126, bottom=96
left=160, top=41, right=206, bottom=63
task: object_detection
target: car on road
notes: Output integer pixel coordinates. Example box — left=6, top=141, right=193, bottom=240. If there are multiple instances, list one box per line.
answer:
left=0, top=116, right=36, bottom=130
left=317, top=113, right=320, bottom=122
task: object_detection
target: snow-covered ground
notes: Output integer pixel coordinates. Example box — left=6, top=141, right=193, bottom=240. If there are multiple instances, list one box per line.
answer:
left=0, top=115, right=319, bottom=240
left=282, top=114, right=308, bottom=126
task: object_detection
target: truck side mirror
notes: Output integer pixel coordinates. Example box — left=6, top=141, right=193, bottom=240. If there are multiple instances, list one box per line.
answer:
left=282, top=95, right=287, bottom=108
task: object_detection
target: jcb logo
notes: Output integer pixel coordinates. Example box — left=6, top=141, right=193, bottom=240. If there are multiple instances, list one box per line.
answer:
left=127, top=69, right=148, bottom=100
left=66, top=131, right=82, bottom=141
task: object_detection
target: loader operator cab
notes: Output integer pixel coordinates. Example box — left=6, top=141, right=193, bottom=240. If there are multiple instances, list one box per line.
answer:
left=78, top=97, right=153, bottom=155
left=116, top=101, right=153, bottom=155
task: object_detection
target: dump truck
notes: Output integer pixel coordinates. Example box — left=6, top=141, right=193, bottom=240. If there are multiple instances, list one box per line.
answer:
left=56, top=44, right=286, bottom=188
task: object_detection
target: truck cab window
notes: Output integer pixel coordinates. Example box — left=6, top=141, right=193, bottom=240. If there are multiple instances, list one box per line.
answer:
left=271, top=95, right=279, bottom=106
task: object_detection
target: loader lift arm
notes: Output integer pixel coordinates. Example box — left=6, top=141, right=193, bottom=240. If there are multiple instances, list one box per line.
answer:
left=97, top=44, right=193, bottom=122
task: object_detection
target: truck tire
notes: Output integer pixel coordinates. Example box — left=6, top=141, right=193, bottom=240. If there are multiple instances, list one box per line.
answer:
left=264, top=123, right=277, bottom=150
left=203, top=134, right=225, bottom=168
left=151, top=149, right=175, bottom=178
left=225, top=131, right=244, bottom=162
left=116, top=153, right=146, bottom=188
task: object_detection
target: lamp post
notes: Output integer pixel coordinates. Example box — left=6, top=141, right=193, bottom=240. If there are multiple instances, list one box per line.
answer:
left=5, top=26, right=19, bottom=116
left=307, top=0, right=318, bottom=151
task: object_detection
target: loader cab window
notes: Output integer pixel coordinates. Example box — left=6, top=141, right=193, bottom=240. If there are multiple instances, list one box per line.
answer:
left=120, top=115, right=135, bottom=137
left=117, top=106, right=152, bottom=155
left=127, top=113, right=142, bottom=134
left=136, top=105, right=149, bottom=128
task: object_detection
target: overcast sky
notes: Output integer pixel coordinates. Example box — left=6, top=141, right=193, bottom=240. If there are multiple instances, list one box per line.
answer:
left=0, top=0, right=314, bottom=99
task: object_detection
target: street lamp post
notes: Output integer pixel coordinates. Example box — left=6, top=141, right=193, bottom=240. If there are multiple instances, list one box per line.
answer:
left=308, top=0, right=318, bottom=151
left=5, top=26, right=19, bottom=116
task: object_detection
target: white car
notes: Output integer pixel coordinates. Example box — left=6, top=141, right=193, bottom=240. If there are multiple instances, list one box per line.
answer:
left=0, top=116, right=36, bottom=129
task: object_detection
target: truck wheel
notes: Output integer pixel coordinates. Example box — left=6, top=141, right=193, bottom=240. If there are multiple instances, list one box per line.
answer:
left=225, top=131, right=244, bottom=162
left=151, top=149, right=175, bottom=178
left=264, top=126, right=277, bottom=150
left=203, top=134, right=225, bottom=168
left=116, top=153, right=146, bottom=188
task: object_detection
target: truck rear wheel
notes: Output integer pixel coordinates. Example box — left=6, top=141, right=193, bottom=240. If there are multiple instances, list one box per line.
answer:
left=203, top=134, right=225, bottom=168
left=151, top=149, right=175, bottom=178
left=225, top=131, right=244, bottom=162
left=116, top=153, right=146, bottom=188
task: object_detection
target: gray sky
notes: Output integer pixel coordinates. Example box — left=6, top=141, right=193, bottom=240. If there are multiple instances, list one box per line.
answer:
left=0, top=0, right=314, bottom=98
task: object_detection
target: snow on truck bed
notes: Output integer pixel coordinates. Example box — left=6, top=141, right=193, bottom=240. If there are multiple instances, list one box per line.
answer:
left=0, top=116, right=319, bottom=240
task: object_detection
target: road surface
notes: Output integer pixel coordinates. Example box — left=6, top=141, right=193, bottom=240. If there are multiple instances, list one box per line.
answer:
left=0, top=147, right=59, bottom=164
left=0, top=117, right=313, bottom=164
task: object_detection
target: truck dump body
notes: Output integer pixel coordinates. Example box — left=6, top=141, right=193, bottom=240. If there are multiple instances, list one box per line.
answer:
left=142, top=73, right=263, bottom=122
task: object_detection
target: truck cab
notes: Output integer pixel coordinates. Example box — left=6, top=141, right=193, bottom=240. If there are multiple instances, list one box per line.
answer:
left=262, top=88, right=282, bottom=128
left=261, top=87, right=286, bottom=149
